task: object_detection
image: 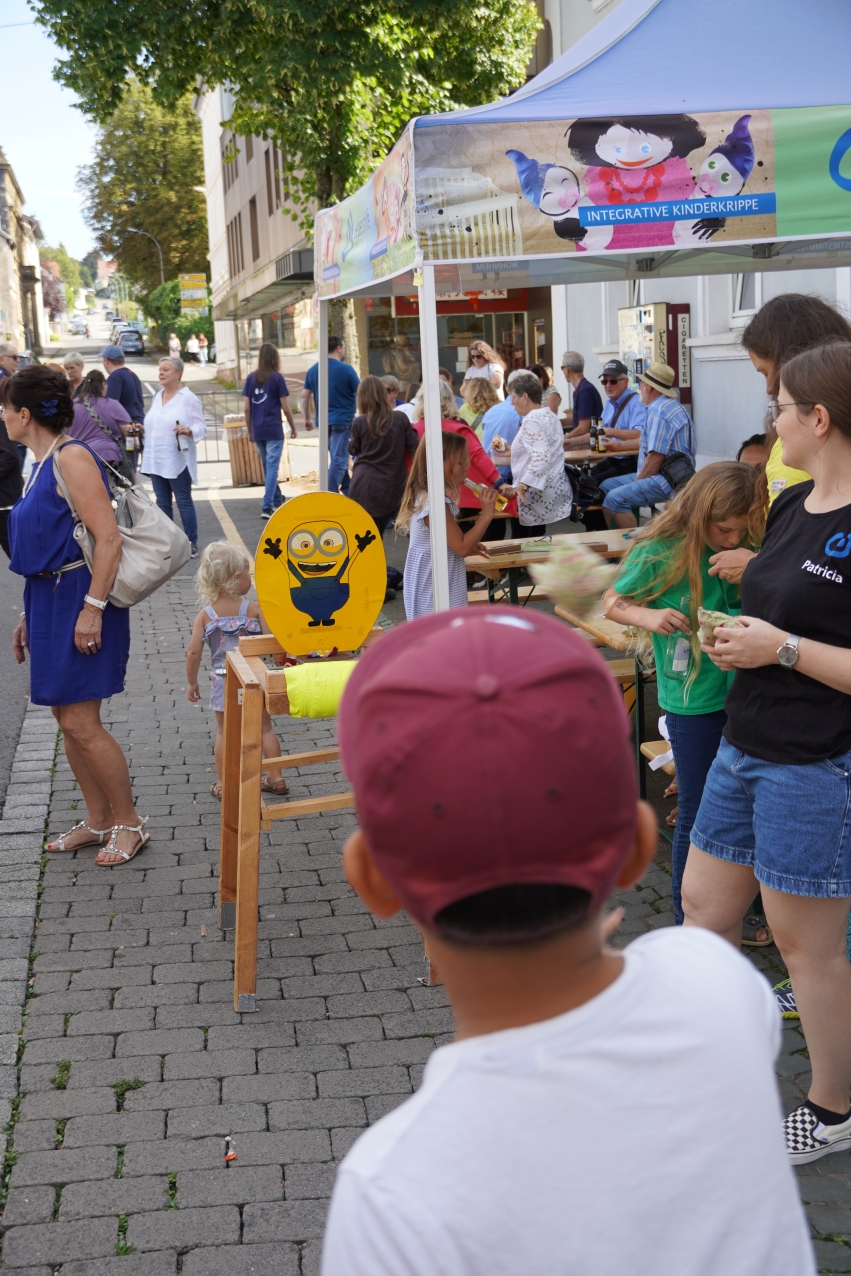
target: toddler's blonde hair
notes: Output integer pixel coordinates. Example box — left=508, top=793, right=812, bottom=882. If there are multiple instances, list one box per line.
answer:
left=196, top=541, right=251, bottom=605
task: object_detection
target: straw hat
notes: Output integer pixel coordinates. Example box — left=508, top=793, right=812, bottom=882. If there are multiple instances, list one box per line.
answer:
left=637, top=361, right=677, bottom=398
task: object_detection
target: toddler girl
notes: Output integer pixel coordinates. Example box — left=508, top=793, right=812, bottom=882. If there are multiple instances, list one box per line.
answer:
left=186, top=541, right=288, bottom=799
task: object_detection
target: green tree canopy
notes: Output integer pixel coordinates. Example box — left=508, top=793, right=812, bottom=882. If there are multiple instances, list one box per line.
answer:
left=34, top=0, right=539, bottom=226
left=39, top=242, right=84, bottom=307
left=75, top=81, right=209, bottom=296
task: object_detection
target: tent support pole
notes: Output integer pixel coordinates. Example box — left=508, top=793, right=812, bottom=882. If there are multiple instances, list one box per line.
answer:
left=318, top=299, right=329, bottom=492
left=418, top=263, right=451, bottom=612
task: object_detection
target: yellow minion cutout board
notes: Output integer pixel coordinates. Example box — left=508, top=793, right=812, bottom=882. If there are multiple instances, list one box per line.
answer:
left=255, top=493, right=386, bottom=656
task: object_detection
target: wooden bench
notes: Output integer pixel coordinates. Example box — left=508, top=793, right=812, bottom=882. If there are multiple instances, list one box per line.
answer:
left=639, top=739, right=676, bottom=777
left=467, top=584, right=549, bottom=605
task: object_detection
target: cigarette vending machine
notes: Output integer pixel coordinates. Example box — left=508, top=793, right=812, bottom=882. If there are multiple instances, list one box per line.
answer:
left=618, top=304, right=691, bottom=405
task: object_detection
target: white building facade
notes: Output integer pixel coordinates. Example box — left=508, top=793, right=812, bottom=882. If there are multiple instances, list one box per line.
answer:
left=193, top=87, right=317, bottom=386
left=0, top=148, right=47, bottom=355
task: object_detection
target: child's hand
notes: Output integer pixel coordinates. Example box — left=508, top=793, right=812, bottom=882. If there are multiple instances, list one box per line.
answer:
left=646, top=607, right=690, bottom=637
left=479, top=485, right=498, bottom=512
left=187, top=682, right=200, bottom=703
left=474, top=542, right=491, bottom=558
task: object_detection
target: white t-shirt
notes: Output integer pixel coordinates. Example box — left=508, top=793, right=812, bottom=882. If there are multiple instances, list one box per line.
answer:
left=321, top=929, right=814, bottom=1276
left=465, top=361, right=504, bottom=399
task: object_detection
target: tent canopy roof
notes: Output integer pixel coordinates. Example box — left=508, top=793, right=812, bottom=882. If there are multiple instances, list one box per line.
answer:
left=417, top=0, right=851, bottom=127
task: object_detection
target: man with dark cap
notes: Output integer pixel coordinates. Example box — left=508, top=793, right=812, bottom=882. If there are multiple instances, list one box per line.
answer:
left=102, top=344, right=145, bottom=467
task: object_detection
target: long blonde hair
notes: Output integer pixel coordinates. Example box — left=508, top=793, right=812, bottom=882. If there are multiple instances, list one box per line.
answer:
left=413, top=381, right=458, bottom=422
left=461, top=377, right=500, bottom=415
left=466, top=340, right=505, bottom=372
left=196, top=541, right=250, bottom=605
left=618, top=462, right=764, bottom=684
left=396, top=432, right=468, bottom=533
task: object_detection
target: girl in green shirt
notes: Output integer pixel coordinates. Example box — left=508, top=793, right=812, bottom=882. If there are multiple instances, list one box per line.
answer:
left=603, top=462, right=764, bottom=924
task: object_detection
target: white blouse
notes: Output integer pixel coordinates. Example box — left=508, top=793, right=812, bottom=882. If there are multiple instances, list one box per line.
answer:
left=511, top=407, right=573, bottom=527
left=465, top=361, right=504, bottom=399
left=141, top=386, right=207, bottom=482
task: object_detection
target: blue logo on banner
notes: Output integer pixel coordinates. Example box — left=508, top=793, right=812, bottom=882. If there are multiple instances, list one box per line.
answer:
left=322, top=264, right=341, bottom=281
left=829, top=128, right=851, bottom=192
left=577, top=193, right=777, bottom=227
left=825, top=533, right=851, bottom=558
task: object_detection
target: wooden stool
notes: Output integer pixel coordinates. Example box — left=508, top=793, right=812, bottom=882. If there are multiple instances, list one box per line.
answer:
left=639, top=740, right=676, bottom=777
left=218, top=631, right=380, bottom=1012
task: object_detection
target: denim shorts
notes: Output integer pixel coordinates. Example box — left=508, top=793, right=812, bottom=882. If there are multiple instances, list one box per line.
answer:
left=600, top=473, right=671, bottom=513
left=691, top=737, right=851, bottom=897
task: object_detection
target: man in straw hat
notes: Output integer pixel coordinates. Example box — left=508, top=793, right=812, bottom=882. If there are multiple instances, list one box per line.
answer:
left=600, top=360, right=695, bottom=529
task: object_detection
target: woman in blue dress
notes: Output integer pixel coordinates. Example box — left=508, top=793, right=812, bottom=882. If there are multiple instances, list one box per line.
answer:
left=2, top=366, right=148, bottom=867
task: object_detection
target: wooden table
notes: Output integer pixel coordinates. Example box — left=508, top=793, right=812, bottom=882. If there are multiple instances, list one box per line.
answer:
left=562, top=448, right=638, bottom=463
left=465, top=529, right=635, bottom=605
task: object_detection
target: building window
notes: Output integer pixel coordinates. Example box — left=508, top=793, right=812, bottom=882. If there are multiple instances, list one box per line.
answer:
left=732, top=272, right=760, bottom=320
left=221, top=133, right=239, bottom=192
left=245, top=135, right=254, bottom=164
left=265, top=149, right=274, bottom=216
left=249, top=197, right=260, bottom=262
left=273, top=151, right=281, bottom=209
left=226, top=212, right=245, bottom=279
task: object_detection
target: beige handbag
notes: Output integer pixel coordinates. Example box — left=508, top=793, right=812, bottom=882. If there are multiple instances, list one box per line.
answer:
left=53, top=451, right=192, bottom=608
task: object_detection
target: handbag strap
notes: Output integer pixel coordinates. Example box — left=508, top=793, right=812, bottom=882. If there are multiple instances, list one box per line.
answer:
left=52, top=447, right=83, bottom=527
left=82, top=395, right=123, bottom=446
left=607, top=392, right=637, bottom=432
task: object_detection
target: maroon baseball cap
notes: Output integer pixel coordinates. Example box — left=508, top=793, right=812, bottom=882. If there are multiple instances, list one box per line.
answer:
left=337, top=607, right=638, bottom=929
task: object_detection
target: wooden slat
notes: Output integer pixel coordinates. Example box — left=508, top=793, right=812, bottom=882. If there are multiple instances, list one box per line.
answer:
left=233, top=682, right=263, bottom=1012
left=261, top=747, right=341, bottom=770
left=553, top=605, right=633, bottom=652
left=261, top=792, right=355, bottom=821
left=218, top=653, right=242, bottom=929
left=227, top=648, right=260, bottom=687
left=640, top=739, right=676, bottom=777
left=239, top=634, right=285, bottom=656
left=467, top=584, right=549, bottom=604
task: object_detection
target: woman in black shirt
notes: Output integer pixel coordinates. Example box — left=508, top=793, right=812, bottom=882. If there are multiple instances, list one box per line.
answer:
left=348, top=375, right=419, bottom=539
left=683, top=341, right=851, bottom=1166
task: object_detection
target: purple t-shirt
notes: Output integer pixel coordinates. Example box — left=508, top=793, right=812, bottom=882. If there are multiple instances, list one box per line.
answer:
left=70, top=397, right=131, bottom=464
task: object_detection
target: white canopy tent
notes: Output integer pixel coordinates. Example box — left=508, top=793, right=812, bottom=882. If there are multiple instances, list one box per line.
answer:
left=313, top=0, right=851, bottom=608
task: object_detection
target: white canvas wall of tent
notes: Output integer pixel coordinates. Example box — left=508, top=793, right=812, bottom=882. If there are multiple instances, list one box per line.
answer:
left=313, top=0, right=851, bottom=609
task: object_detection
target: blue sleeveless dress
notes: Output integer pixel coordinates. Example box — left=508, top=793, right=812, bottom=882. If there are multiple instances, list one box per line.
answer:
left=204, top=599, right=261, bottom=711
left=8, top=440, right=131, bottom=707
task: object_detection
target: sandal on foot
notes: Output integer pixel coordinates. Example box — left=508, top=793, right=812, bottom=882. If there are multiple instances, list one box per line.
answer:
left=665, top=805, right=678, bottom=828
left=261, top=778, right=289, bottom=796
left=46, top=820, right=111, bottom=854
left=664, top=779, right=678, bottom=798
left=742, top=913, right=773, bottom=947
left=210, top=782, right=222, bottom=801
left=95, top=818, right=150, bottom=867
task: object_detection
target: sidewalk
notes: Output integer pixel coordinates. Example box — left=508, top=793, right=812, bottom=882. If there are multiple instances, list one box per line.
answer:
left=0, top=573, right=849, bottom=1271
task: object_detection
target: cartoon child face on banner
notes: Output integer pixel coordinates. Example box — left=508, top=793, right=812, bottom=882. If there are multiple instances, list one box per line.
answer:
left=256, top=494, right=386, bottom=655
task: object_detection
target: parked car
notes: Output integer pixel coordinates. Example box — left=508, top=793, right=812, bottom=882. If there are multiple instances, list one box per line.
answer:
left=105, top=309, right=116, bottom=320
left=125, top=320, right=149, bottom=336
left=70, top=318, right=87, bottom=335
left=111, top=322, right=133, bottom=341
left=118, top=330, right=145, bottom=355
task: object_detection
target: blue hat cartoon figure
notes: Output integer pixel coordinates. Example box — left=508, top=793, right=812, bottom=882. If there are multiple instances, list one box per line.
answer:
left=506, top=149, right=583, bottom=239
left=255, top=493, right=386, bottom=656
left=696, top=115, right=754, bottom=197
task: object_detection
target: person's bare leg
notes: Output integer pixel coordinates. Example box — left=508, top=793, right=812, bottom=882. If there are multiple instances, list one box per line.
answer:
left=612, top=510, right=638, bottom=529
left=55, top=701, right=142, bottom=865
left=214, top=710, right=224, bottom=782
left=261, top=709, right=285, bottom=784
left=763, top=888, right=851, bottom=1114
left=681, top=843, right=759, bottom=946
left=46, top=703, right=114, bottom=851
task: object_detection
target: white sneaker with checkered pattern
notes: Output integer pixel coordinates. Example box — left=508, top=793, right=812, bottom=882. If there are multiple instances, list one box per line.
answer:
left=784, top=1103, right=851, bottom=1164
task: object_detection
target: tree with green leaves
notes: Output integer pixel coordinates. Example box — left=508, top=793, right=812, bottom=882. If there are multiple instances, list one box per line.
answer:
left=75, top=81, right=209, bottom=297
left=39, top=243, right=84, bottom=308
left=35, top=0, right=539, bottom=231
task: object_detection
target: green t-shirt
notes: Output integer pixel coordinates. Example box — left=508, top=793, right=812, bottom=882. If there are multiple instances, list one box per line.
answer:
left=614, top=538, right=741, bottom=715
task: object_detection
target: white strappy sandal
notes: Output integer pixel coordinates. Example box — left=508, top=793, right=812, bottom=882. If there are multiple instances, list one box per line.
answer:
left=94, top=817, right=150, bottom=867
left=46, top=820, right=112, bottom=854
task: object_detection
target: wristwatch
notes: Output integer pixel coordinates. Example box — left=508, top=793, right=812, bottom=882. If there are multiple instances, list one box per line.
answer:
left=776, top=634, right=801, bottom=668
left=84, top=595, right=107, bottom=611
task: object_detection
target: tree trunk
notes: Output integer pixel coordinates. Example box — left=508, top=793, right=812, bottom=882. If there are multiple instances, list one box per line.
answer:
left=328, top=298, right=359, bottom=374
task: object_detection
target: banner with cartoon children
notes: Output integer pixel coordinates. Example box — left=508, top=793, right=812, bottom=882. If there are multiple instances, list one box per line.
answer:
left=315, top=126, right=416, bottom=296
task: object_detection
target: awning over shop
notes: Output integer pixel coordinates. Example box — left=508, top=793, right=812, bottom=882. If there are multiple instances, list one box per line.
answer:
left=314, top=0, right=851, bottom=299
left=213, top=245, right=314, bottom=321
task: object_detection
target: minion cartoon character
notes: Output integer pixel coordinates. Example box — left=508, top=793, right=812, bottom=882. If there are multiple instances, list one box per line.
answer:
left=262, top=521, right=377, bottom=627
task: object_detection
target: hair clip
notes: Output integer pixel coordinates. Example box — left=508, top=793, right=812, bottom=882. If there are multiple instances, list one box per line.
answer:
left=40, top=399, right=59, bottom=416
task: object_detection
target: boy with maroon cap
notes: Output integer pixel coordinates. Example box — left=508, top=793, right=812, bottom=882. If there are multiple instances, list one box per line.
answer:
left=322, top=609, right=814, bottom=1276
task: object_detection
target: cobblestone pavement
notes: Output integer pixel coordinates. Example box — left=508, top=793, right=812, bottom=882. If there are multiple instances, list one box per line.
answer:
left=0, top=566, right=849, bottom=1272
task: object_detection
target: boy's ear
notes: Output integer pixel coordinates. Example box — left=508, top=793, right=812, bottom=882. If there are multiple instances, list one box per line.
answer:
left=615, top=801, right=658, bottom=890
left=342, top=830, right=402, bottom=919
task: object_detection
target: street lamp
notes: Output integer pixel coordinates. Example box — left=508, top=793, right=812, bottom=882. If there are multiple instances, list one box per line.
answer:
left=127, top=228, right=165, bottom=286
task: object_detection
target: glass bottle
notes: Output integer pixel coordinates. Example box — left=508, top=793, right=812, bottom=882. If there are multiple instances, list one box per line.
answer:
left=589, top=419, right=598, bottom=449
left=176, top=420, right=189, bottom=453
left=663, top=596, right=692, bottom=680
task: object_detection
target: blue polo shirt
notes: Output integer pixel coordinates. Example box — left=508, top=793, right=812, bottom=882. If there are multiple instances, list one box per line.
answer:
left=106, top=366, right=145, bottom=425
left=304, top=359, right=360, bottom=430
left=602, top=386, right=646, bottom=434
left=572, top=377, right=603, bottom=425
